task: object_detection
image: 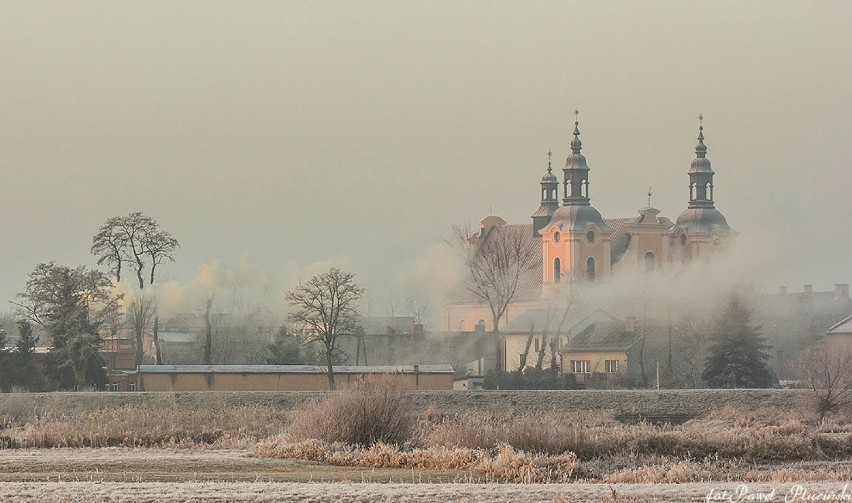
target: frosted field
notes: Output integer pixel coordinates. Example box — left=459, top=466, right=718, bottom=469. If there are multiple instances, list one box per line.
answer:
left=0, top=449, right=848, bottom=502
left=1, top=481, right=850, bottom=503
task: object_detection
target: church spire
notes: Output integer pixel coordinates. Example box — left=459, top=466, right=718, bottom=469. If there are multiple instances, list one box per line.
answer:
left=563, top=108, right=591, bottom=206
left=532, top=150, right=560, bottom=235
left=687, top=113, right=715, bottom=209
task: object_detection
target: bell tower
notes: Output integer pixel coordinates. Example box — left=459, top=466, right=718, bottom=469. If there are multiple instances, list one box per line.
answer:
left=563, top=109, right=591, bottom=206
left=688, top=114, right=715, bottom=209
left=532, top=150, right=559, bottom=236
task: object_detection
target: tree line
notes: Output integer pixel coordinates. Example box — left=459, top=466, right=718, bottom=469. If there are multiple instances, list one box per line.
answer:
left=0, top=211, right=365, bottom=391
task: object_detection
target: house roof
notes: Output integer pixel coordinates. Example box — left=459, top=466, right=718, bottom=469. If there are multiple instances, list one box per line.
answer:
left=561, top=319, right=642, bottom=353
left=827, top=314, right=852, bottom=335
left=157, top=331, right=197, bottom=344
left=138, top=364, right=454, bottom=374
left=502, top=308, right=617, bottom=336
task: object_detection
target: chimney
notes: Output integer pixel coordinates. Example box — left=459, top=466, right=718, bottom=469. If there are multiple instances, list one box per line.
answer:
left=626, top=316, right=636, bottom=333
left=778, top=286, right=787, bottom=295
left=804, top=285, right=813, bottom=295
left=835, top=284, right=850, bottom=300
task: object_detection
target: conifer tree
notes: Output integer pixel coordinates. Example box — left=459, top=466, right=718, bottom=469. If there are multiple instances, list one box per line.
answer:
left=703, top=295, right=774, bottom=388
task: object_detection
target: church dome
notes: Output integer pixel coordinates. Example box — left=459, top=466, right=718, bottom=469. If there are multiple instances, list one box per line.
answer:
left=549, top=204, right=609, bottom=232
left=675, top=207, right=732, bottom=234
left=689, top=156, right=713, bottom=174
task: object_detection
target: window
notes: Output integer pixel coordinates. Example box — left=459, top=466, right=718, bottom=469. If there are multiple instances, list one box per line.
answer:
left=679, top=234, right=687, bottom=246
left=110, top=382, right=118, bottom=392
left=553, top=231, right=560, bottom=243
left=129, top=382, right=136, bottom=392
left=644, top=251, right=655, bottom=272
left=569, top=360, right=589, bottom=373
left=586, top=231, right=595, bottom=243
left=605, top=360, right=619, bottom=373
left=586, top=257, right=595, bottom=281
left=554, top=258, right=561, bottom=283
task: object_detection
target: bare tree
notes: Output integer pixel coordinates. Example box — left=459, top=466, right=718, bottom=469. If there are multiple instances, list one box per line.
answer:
left=453, top=220, right=539, bottom=370
left=796, top=342, right=852, bottom=421
left=92, top=212, right=178, bottom=364
left=286, top=268, right=364, bottom=390
left=126, top=293, right=156, bottom=367
left=404, top=289, right=433, bottom=326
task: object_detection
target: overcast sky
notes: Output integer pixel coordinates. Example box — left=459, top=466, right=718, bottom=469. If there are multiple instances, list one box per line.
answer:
left=1, top=1, right=850, bottom=314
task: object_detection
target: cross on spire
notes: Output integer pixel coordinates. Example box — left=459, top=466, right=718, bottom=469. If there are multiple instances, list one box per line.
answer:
left=574, top=108, right=580, bottom=123
left=647, top=187, right=653, bottom=207
left=698, top=113, right=704, bottom=128
left=547, top=150, right=552, bottom=172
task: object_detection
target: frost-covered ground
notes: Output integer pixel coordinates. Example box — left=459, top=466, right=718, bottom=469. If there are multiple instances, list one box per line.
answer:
left=0, top=481, right=850, bottom=503
left=0, top=449, right=848, bottom=502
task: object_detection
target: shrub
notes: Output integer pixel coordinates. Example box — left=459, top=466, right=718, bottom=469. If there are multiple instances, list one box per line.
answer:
left=285, top=375, right=416, bottom=447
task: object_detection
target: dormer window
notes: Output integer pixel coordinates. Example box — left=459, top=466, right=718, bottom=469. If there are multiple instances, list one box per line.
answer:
left=553, top=231, right=561, bottom=243
left=586, top=231, right=595, bottom=243
left=680, top=234, right=687, bottom=246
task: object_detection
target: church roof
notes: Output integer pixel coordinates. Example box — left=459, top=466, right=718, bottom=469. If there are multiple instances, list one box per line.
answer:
left=452, top=223, right=543, bottom=303
left=549, top=204, right=610, bottom=232
left=605, top=217, right=634, bottom=264
left=675, top=207, right=733, bottom=234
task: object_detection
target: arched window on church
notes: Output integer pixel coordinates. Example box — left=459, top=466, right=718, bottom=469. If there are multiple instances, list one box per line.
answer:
left=708, top=183, right=713, bottom=201
left=554, top=258, right=561, bottom=284
left=582, top=179, right=589, bottom=198
left=705, top=182, right=711, bottom=200
left=586, top=257, right=595, bottom=282
left=644, top=251, right=655, bottom=272
left=690, top=182, right=695, bottom=200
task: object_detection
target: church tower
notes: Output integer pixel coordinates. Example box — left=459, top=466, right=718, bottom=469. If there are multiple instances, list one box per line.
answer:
left=674, top=115, right=736, bottom=260
left=532, top=151, right=559, bottom=236
left=540, top=110, right=612, bottom=290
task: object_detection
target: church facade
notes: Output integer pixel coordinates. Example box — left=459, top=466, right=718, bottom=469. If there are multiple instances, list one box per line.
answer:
left=448, top=115, right=737, bottom=335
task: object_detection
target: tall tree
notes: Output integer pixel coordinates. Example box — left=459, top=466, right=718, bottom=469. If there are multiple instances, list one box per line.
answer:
left=126, top=293, right=156, bottom=367
left=13, top=263, right=121, bottom=390
left=453, top=220, right=539, bottom=370
left=285, top=267, right=363, bottom=390
left=92, top=212, right=178, bottom=364
left=702, top=295, right=774, bottom=388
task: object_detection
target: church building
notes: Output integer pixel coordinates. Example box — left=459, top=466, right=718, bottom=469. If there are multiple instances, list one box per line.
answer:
left=448, top=114, right=737, bottom=335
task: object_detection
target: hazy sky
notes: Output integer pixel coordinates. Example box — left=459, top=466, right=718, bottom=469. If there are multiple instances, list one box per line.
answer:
left=1, top=1, right=850, bottom=314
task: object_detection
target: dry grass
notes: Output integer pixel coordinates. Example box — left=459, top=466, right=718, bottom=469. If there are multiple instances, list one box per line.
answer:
left=285, top=376, right=417, bottom=447
left=1, top=404, right=286, bottom=448
left=252, top=438, right=579, bottom=483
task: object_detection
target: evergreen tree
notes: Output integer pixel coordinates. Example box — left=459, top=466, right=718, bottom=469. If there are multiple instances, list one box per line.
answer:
left=703, top=295, right=774, bottom=388
left=266, top=325, right=305, bottom=365
left=14, top=263, right=119, bottom=390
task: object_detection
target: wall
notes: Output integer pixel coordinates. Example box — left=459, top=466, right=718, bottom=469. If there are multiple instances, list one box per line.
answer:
left=137, top=371, right=453, bottom=392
